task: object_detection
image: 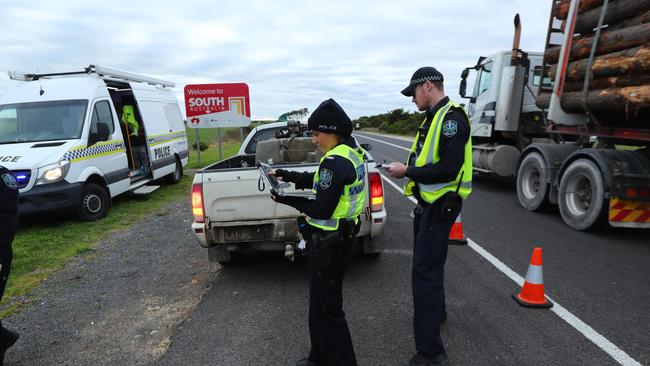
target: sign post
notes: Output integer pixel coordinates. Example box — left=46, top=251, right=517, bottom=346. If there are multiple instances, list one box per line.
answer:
left=184, top=83, right=251, bottom=164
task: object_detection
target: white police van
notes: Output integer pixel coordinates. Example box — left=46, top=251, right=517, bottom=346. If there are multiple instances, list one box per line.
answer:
left=0, top=65, right=189, bottom=221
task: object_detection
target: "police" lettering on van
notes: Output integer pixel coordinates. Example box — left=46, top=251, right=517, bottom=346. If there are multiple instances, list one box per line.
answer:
left=154, top=146, right=171, bottom=160
left=0, top=156, right=21, bottom=163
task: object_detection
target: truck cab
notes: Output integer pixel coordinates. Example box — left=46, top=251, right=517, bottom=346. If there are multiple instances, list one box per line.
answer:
left=462, top=50, right=546, bottom=141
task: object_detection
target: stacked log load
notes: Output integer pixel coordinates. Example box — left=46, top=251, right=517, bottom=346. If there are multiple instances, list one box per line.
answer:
left=537, top=0, right=650, bottom=125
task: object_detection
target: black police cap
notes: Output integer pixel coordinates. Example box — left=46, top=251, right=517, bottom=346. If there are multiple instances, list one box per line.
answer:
left=401, top=66, right=444, bottom=97
left=307, top=98, right=353, bottom=136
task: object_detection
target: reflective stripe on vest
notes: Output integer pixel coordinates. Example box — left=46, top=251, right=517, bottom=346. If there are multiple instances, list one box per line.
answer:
left=308, top=144, right=367, bottom=231
left=404, top=100, right=473, bottom=204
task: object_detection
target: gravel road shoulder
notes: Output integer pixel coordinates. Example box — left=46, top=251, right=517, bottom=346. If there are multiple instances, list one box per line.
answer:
left=4, top=199, right=219, bottom=366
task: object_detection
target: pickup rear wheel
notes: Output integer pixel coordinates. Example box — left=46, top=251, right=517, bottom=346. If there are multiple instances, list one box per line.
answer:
left=77, top=183, right=109, bottom=221
left=360, top=235, right=383, bottom=257
left=209, top=245, right=239, bottom=265
left=558, top=159, right=607, bottom=231
left=517, top=152, right=549, bottom=211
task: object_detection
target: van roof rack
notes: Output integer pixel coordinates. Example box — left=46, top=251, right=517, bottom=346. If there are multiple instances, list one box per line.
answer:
left=7, top=64, right=175, bottom=88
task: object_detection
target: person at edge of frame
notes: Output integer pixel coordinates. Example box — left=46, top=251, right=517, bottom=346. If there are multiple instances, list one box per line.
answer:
left=0, top=165, right=21, bottom=365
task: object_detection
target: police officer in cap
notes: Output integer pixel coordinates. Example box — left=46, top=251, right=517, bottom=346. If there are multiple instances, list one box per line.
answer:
left=271, top=98, right=365, bottom=366
left=0, top=165, right=20, bottom=365
left=386, top=67, right=472, bottom=366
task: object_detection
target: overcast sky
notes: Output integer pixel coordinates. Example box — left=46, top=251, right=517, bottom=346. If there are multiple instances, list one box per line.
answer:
left=0, top=0, right=552, bottom=120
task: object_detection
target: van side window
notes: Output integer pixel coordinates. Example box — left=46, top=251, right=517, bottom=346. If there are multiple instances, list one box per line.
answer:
left=163, top=104, right=184, bottom=130
left=90, top=101, right=115, bottom=135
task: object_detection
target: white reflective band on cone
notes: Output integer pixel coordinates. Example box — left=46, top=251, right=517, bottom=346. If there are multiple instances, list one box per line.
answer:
left=525, top=265, right=544, bottom=285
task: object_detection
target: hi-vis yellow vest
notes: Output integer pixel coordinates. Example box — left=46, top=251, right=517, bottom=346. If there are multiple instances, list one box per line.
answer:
left=404, top=100, right=472, bottom=204
left=122, top=105, right=139, bottom=137
left=308, top=144, right=367, bottom=231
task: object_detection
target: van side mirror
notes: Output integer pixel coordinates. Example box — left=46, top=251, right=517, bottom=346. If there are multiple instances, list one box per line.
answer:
left=89, top=122, right=110, bottom=147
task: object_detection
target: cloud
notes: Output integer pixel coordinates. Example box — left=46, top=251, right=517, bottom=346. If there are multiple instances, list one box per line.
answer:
left=0, top=0, right=552, bottom=119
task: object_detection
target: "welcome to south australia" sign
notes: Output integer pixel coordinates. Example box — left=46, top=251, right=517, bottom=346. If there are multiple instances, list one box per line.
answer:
left=184, top=83, right=251, bottom=128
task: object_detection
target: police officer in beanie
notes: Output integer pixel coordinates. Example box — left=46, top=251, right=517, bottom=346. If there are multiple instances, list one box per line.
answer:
left=386, top=67, right=472, bottom=366
left=0, top=165, right=20, bottom=365
left=271, top=98, right=365, bottom=366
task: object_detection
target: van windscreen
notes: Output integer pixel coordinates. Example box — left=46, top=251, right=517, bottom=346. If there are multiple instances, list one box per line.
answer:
left=0, top=100, right=88, bottom=144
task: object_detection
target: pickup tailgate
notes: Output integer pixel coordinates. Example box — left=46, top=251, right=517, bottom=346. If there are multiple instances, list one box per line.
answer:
left=200, top=165, right=319, bottom=222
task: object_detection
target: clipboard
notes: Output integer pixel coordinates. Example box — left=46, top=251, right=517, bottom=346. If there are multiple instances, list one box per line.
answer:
left=258, top=162, right=316, bottom=199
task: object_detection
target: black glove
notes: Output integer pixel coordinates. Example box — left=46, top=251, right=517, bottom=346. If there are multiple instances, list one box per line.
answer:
left=274, top=169, right=300, bottom=183
left=270, top=189, right=290, bottom=205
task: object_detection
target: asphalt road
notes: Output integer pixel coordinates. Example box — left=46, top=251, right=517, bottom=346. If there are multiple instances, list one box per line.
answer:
left=156, top=132, right=649, bottom=365
left=6, top=132, right=647, bottom=365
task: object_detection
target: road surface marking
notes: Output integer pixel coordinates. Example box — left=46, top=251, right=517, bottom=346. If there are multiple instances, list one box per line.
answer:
left=354, top=133, right=411, bottom=152
left=364, top=135, right=642, bottom=366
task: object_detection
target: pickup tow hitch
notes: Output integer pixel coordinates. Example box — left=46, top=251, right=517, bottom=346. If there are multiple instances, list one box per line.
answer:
left=284, top=243, right=295, bottom=261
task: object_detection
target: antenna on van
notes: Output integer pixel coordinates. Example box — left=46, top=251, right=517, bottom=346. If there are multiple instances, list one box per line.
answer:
left=37, top=68, right=44, bottom=95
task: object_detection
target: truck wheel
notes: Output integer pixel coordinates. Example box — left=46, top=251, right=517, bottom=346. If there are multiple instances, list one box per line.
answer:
left=77, top=183, right=109, bottom=221
left=164, top=158, right=182, bottom=184
left=558, top=159, right=607, bottom=231
left=517, top=152, right=549, bottom=211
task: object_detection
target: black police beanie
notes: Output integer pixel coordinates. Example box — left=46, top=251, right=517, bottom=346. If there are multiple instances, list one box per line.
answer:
left=308, top=98, right=353, bottom=136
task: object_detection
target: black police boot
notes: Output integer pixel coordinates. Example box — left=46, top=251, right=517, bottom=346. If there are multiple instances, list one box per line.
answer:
left=295, top=357, right=316, bottom=366
left=0, top=327, right=19, bottom=365
left=406, top=352, right=449, bottom=366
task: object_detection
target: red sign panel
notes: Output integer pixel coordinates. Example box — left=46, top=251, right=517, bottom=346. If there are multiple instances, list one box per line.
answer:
left=184, top=83, right=250, bottom=128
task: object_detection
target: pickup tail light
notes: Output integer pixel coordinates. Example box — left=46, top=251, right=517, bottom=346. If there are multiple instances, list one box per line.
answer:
left=369, top=172, right=384, bottom=212
left=192, top=182, right=205, bottom=223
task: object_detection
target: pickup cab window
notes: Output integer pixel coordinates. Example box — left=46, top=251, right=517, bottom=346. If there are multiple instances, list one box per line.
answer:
left=245, top=127, right=283, bottom=154
left=244, top=127, right=313, bottom=154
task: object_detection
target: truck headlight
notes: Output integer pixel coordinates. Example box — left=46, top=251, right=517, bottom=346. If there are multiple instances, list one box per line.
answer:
left=36, top=161, right=70, bottom=185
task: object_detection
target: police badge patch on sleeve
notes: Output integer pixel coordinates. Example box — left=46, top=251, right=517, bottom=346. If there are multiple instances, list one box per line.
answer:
left=319, top=169, right=333, bottom=190
left=1, top=173, right=18, bottom=190
left=442, top=120, right=458, bottom=138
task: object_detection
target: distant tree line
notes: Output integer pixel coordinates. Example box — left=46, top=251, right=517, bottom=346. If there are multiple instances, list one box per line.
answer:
left=352, top=108, right=425, bottom=135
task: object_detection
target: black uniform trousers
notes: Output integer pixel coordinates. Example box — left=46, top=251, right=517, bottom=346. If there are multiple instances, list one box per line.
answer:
left=0, top=227, right=15, bottom=302
left=307, top=229, right=357, bottom=366
left=412, top=199, right=461, bottom=356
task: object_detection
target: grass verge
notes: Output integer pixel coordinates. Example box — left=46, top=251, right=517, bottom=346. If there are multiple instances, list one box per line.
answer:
left=187, top=142, right=240, bottom=169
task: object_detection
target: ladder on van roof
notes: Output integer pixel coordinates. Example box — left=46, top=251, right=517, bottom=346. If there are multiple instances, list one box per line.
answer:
left=7, top=64, right=175, bottom=88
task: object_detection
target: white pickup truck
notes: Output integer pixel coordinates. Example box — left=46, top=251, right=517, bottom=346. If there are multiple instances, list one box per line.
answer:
left=190, top=121, right=386, bottom=264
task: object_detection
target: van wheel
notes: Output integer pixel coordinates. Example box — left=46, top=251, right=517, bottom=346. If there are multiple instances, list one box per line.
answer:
left=165, top=158, right=182, bottom=184
left=77, top=183, right=109, bottom=221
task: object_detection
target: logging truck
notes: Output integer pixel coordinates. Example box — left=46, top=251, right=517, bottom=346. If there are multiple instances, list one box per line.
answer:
left=459, top=0, right=650, bottom=230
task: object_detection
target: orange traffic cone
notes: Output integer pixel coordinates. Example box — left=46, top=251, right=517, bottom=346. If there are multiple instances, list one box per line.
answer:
left=513, top=247, right=553, bottom=308
left=448, top=214, right=467, bottom=245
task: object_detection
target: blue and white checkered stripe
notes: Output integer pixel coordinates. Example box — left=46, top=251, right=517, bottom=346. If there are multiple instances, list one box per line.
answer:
left=62, top=140, right=126, bottom=162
